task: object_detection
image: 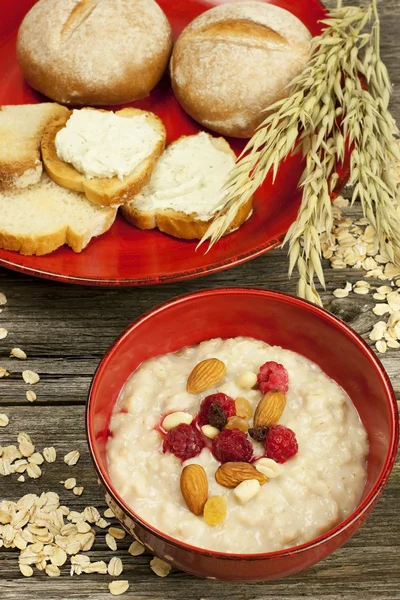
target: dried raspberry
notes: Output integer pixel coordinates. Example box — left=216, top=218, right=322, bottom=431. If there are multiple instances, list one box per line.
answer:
left=257, top=361, right=289, bottom=394
left=248, top=426, right=268, bottom=442
left=264, top=425, right=298, bottom=464
left=212, top=429, right=253, bottom=463
left=208, top=403, right=227, bottom=429
left=198, top=393, right=236, bottom=426
left=163, top=424, right=205, bottom=461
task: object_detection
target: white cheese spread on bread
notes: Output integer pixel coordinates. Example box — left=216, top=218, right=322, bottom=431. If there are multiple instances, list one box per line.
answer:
left=133, top=132, right=235, bottom=220
left=55, top=109, right=162, bottom=180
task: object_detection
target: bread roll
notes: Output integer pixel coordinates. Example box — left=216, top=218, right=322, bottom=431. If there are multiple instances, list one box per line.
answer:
left=170, top=1, right=311, bottom=138
left=17, top=0, right=173, bottom=106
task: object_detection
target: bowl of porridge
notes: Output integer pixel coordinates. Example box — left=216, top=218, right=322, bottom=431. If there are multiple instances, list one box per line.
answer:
left=87, top=288, right=398, bottom=581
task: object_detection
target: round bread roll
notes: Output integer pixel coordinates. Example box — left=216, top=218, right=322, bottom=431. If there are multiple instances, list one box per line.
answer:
left=17, top=0, right=173, bottom=106
left=170, top=1, right=311, bottom=138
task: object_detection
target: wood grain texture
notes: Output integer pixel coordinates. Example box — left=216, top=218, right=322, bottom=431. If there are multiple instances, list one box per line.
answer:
left=0, top=0, right=399, bottom=598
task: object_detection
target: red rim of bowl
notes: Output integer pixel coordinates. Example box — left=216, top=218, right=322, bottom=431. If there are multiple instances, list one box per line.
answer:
left=86, top=288, right=399, bottom=561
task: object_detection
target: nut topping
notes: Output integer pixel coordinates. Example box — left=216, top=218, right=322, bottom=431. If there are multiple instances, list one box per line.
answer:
left=253, top=390, right=286, bottom=428
left=215, top=462, right=268, bottom=488
left=180, top=464, right=208, bottom=516
left=187, top=358, right=226, bottom=394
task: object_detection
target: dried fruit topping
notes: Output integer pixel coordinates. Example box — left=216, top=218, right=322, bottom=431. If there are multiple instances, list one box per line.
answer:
left=248, top=426, right=269, bottom=442
left=162, top=411, right=193, bottom=432
left=254, top=390, right=286, bottom=428
left=203, top=496, right=227, bottom=526
left=236, top=371, right=258, bottom=389
left=187, top=358, right=226, bottom=394
left=208, top=402, right=228, bottom=429
left=163, top=424, right=205, bottom=461
left=257, top=361, right=289, bottom=394
left=233, top=479, right=261, bottom=504
left=225, top=416, right=249, bottom=432
left=234, top=397, right=253, bottom=419
left=215, top=462, right=268, bottom=488
left=212, top=429, right=253, bottom=464
left=180, top=464, right=208, bottom=516
left=198, top=393, right=236, bottom=427
left=264, top=425, right=298, bottom=464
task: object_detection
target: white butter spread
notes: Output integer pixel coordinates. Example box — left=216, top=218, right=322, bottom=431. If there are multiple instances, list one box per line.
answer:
left=55, top=109, right=162, bottom=180
left=134, top=132, right=235, bottom=220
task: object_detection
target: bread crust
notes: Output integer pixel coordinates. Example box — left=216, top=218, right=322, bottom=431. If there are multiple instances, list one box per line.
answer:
left=17, top=0, right=173, bottom=105
left=121, top=133, right=253, bottom=240
left=170, top=2, right=311, bottom=138
left=41, top=108, right=166, bottom=207
left=122, top=198, right=253, bottom=240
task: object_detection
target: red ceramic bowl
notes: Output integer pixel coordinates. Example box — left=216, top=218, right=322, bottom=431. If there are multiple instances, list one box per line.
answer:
left=87, top=288, right=399, bottom=582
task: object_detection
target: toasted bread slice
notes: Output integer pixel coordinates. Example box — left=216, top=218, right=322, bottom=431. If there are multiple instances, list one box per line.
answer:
left=0, top=175, right=117, bottom=256
left=0, top=103, right=70, bottom=191
left=41, top=108, right=166, bottom=207
left=121, top=132, right=253, bottom=240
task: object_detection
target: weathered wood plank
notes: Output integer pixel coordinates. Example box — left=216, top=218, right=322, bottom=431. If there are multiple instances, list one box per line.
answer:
left=0, top=406, right=398, bottom=600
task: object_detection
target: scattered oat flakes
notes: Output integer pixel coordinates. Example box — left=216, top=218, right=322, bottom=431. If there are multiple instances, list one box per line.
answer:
left=109, top=581, right=129, bottom=596
left=0, top=328, right=8, bottom=340
left=82, top=560, right=108, bottom=574
left=106, top=533, right=118, bottom=551
left=128, top=540, right=145, bottom=556
left=354, top=286, right=369, bottom=295
left=18, top=433, right=35, bottom=457
left=387, top=340, right=400, bottom=349
left=373, top=304, right=391, bottom=316
left=17, top=475, right=25, bottom=483
left=0, top=414, right=9, bottom=427
left=369, top=321, right=387, bottom=342
left=373, top=293, right=386, bottom=301
left=64, top=450, right=80, bottom=466
left=19, top=563, right=33, bottom=577
left=29, top=452, right=44, bottom=465
left=0, top=293, right=7, bottom=305
left=43, top=447, right=56, bottom=463
left=73, top=486, right=84, bottom=496
left=64, top=478, right=77, bottom=490
left=377, top=286, right=392, bottom=295
left=333, top=288, right=349, bottom=298
left=108, top=556, right=123, bottom=577
left=0, top=367, right=9, bottom=378
left=109, top=527, right=126, bottom=540
left=104, top=508, right=115, bottom=519
left=375, top=340, right=387, bottom=354
left=26, top=390, right=37, bottom=402
left=384, top=263, right=400, bottom=279
left=22, top=370, right=40, bottom=385
left=150, top=556, right=171, bottom=578
left=10, top=348, right=27, bottom=360
left=96, top=517, right=110, bottom=529
left=26, top=463, right=41, bottom=479
left=83, top=506, right=100, bottom=524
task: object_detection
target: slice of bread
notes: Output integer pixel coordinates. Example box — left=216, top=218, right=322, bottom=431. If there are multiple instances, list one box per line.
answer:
left=41, top=108, right=167, bottom=207
left=121, top=132, right=253, bottom=240
left=0, top=175, right=117, bottom=256
left=0, top=103, right=70, bottom=191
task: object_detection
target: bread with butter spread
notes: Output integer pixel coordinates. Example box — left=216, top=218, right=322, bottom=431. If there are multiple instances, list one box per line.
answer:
left=41, top=107, right=166, bottom=207
left=0, top=103, right=69, bottom=191
left=121, top=132, right=253, bottom=240
left=0, top=174, right=117, bottom=256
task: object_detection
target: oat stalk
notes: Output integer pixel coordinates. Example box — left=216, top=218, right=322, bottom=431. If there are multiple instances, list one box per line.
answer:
left=200, top=0, right=400, bottom=305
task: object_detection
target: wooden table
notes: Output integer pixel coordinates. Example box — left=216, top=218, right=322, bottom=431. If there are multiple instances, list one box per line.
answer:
left=1, top=1, right=399, bottom=598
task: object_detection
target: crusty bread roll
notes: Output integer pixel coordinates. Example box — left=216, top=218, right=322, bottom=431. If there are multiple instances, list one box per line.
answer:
left=41, top=108, right=166, bottom=207
left=121, top=132, right=253, bottom=240
left=170, top=1, right=311, bottom=138
left=17, top=0, right=173, bottom=106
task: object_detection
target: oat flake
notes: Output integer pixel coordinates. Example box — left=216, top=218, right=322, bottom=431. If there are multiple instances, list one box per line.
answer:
left=0, top=293, right=7, bottom=306
left=128, top=540, right=145, bottom=556
left=150, top=556, right=171, bottom=577
left=43, top=447, right=56, bottom=463
left=64, top=450, right=80, bottom=466
left=22, top=370, right=40, bottom=385
left=109, top=581, right=129, bottom=596
left=0, top=414, right=9, bottom=427
left=11, top=348, right=27, bottom=360
left=26, top=390, right=37, bottom=403
left=108, top=556, right=123, bottom=577
left=0, top=328, right=8, bottom=340
left=106, top=533, right=117, bottom=551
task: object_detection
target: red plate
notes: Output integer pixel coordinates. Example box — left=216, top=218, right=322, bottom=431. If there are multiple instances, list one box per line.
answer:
left=0, top=0, right=342, bottom=286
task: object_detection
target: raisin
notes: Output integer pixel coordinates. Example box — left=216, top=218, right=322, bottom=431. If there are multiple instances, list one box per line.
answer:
left=208, top=402, right=227, bottom=429
left=249, top=426, right=269, bottom=442
left=203, top=496, right=227, bottom=526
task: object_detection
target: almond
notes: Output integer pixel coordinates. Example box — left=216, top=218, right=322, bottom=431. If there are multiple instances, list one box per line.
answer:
left=180, top=464, right=208, bottom=516
left=186, top=358, right=226, bottom=394
left=254, top=390, right=286, bottom=428
left=215, top=462, right=268, bottom=488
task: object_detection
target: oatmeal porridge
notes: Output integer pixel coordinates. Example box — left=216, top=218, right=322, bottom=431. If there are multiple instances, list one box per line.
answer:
left=107, top=337, right=368, bottom=554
